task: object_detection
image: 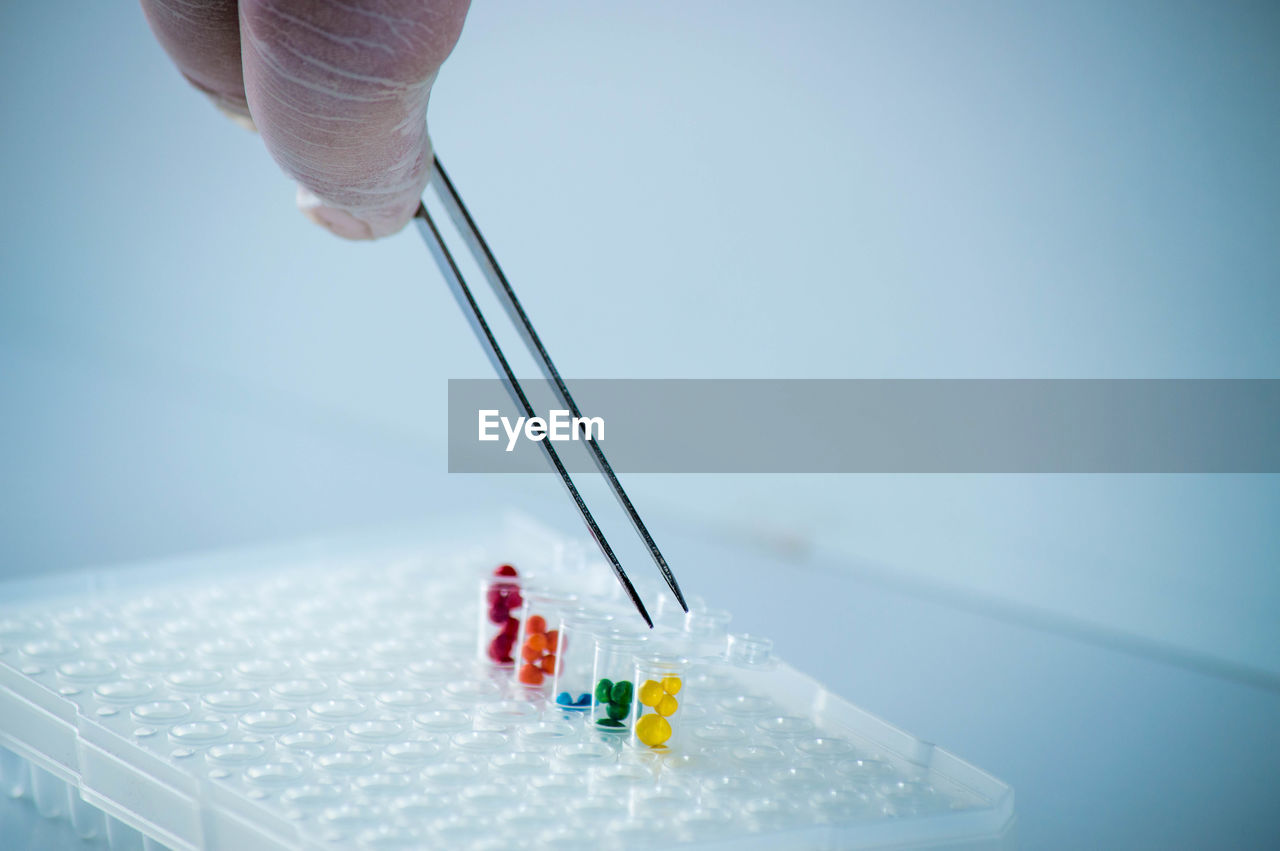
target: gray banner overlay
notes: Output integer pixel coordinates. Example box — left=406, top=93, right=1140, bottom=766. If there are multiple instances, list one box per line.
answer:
left=447, top=379, right=1280, bottom=473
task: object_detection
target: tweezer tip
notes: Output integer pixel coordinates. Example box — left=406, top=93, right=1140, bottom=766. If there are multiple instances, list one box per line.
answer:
left=629, top=590, right=655, bottom=629
left=618, top=577, right=654, bottom=628
left=656, top=558, right=690, bottom=613
left=670, top=582, right=690, bottom=613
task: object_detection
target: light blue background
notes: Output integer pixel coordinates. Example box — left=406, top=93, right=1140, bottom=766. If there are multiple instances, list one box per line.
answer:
left=2, top=2, right=1278, bottom=846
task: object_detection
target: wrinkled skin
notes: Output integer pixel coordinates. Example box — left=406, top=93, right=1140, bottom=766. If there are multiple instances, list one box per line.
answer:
left=141, top=0, right=471, bottom=239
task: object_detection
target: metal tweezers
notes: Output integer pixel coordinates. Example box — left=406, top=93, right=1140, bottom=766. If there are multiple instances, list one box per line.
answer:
left=414, top=156, right=687, bottom=628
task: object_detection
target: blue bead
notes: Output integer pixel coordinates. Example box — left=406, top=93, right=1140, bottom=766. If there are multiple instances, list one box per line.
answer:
left=575, top=693, right=591, bottom=706
left=556, top=692, right=574, bottom=706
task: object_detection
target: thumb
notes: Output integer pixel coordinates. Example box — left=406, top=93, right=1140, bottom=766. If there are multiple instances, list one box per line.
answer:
left=239, top=0, right=470, bottom=240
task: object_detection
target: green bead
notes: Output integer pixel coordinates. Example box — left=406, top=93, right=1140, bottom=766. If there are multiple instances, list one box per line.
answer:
left=596, top=718, right=625, bottom=728
left=610, top=680, right=633, bottom=706
left=606, top=700, right=629, bottom=720
left=594, top=679, right=614, bottom=704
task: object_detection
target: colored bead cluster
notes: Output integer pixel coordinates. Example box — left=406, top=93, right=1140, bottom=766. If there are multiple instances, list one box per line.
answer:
left=555, top=691, right=591, bottom=709
left=593, top=678, right=634, bottom=728
left=486, top=564, right=522, bottom=664
left=635, top=675, right=682, bottom=747
left=517, top=615, right=560, bottom=685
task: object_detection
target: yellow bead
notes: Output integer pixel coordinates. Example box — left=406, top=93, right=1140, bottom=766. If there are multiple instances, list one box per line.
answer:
left=638, top=680, right=664, bottom=707
left=655, top=694, right=679, bottom=717
left=660, top=675, right=682, bottom=695
left=635, top=713, right=672, bottom=747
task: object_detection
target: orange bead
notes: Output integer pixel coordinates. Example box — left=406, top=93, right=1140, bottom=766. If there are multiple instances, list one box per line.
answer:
left=521, top=642, right=542, bottom=663
left=526, top=633, right=548, bottom=654
left=540, top=653, right=558, bottom=674
left=544, top=630, right=559, bottom=653
left=526, top=615, right=547, bottom=635
left=518, top=663, right=544, bottom=685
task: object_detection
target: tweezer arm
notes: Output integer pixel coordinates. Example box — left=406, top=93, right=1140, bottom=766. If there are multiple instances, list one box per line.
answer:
left=428, top=157, right=688, bottom=614
left=413, top=202, right=653, bottom=628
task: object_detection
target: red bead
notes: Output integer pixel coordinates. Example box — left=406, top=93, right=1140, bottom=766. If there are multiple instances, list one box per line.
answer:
left=500, top=616, right=520, bottom=637
left=488, top=602, right=509, bottom=624
left=488, top=635, right=513, bottom=664
left=494, top=564, right=518, bottom=577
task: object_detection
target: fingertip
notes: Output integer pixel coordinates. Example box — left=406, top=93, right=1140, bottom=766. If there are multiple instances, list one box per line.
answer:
left=214, top=101, right=257, bottom=133
left=296, top=186, right=421, bottom=241
left=242, top=0, right=454, bottom=241
left=296, top=187, right=375, bottom=240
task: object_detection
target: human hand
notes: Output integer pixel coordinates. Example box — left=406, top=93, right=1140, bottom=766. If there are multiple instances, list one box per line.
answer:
left=141, top=0, right=471, bottom=239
